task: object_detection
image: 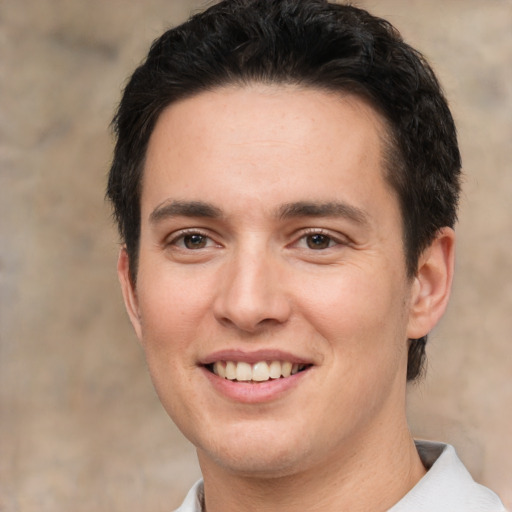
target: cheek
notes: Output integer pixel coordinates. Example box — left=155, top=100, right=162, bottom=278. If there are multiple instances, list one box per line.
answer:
left=136, top=270, right=214, bottom=355
left=298, top=271, right=410, bottom=426
left=296, top=266, right=410, bottom=362
left=134, top=274, right=213, bottom=423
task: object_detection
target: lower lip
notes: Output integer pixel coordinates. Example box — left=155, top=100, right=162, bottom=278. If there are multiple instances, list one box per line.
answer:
left=201, top=366, right=311, bottom=404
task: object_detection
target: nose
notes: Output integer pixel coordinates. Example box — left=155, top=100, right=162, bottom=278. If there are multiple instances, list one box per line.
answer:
left=213, top=246, right=292, bottom=333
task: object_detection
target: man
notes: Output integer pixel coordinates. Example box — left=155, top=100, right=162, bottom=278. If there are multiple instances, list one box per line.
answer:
left=107, top=1, right=506, bottom=510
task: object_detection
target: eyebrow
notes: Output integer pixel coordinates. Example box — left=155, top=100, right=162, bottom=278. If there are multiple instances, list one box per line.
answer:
left=149, top=199, right=369, bottom=226
left=149, top=200, right=223, bottom=223
left=277, top=201, right=370, bottom=225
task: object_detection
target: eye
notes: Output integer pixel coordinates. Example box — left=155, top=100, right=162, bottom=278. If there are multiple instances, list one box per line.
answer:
left=304, top=233, right=335, bottom=250
left=182, top=233, right=208, bottom=249
left=169, top=231, right=217, bottom=250
left=294, top=230, right=343, bottom=250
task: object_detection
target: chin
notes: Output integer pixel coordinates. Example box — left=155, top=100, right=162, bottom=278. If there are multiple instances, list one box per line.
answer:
left=193, top=421, right=319, bottom=479
left=202, top=445, right=312, bottom=479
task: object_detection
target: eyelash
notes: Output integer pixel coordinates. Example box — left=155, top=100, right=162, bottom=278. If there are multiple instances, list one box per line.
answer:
left=294, top=228, right=348, bottom=250
left=166, top=229, right=218, bottom=250
left=166, top=228, right=347, bottom=251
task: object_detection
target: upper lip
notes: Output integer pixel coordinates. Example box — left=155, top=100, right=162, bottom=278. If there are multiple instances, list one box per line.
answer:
left=200, top=349, right=314, bottom=366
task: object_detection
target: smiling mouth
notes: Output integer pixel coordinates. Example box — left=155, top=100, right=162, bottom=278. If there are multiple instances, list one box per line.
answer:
left=207, top=361, right=310, bottom=383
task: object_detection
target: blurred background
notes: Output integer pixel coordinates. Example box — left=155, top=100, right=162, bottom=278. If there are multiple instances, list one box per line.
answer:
left=0, top=0, right=510, bottom=510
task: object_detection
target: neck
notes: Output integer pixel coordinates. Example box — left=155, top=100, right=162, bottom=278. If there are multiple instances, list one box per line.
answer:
left=198, top=420, right=426, bottom=512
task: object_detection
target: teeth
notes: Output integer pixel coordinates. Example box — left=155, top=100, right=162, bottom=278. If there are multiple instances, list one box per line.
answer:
left=236, top=362, right=252, bottom=381
left=213, top=361, right=226, bottom=378
left=281, top=361, right=292, bottom=378
left=252, top=362, right=270, bottom=381
left=269, top=360, right=282, bottom=379
left=211, top=360, right=307, bottom=382
left=225, top=361, right=237, bottom=380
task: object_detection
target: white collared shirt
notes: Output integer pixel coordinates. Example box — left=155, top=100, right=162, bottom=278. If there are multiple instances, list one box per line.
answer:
left=174, top=441, right=506, bottom=512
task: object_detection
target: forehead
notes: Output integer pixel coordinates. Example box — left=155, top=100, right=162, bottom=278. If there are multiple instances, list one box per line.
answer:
left=142, top=85, right=396, bottom=221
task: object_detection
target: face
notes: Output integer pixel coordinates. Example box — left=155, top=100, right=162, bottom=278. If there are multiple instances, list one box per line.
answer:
left=119, top=85, right=437, bottom=478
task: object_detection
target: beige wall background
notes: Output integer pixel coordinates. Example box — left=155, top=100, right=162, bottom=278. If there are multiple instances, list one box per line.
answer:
left=0, top=0, right=510, bottom=510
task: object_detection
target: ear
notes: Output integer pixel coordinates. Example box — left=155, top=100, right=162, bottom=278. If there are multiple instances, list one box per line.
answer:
left=117, top=247, right=143, bottom=341
left=407, top=227, right=455, bottom=339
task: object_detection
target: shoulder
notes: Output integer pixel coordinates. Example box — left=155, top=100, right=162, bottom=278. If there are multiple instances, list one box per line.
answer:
left=389, top=441, right=506, bottom=512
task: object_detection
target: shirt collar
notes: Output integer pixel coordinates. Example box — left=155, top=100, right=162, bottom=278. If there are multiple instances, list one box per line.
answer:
left=174, top=441, right=505, bottom=512
left=389, top=440, right=505, bottom=511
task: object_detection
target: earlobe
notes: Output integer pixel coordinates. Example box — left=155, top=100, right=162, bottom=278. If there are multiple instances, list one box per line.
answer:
left=117, top=247, right=143, bottom=341
left=407, top=227, right=456, bottom=339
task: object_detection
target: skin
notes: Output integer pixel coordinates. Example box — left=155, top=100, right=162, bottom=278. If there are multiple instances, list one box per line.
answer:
left=118, top=85, right=455, bottom=512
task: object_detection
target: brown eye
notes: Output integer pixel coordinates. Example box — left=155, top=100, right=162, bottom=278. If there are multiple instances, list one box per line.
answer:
left=183, top=234, right=208, bottom=249
left=306, top=234, right=333, bottom=249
